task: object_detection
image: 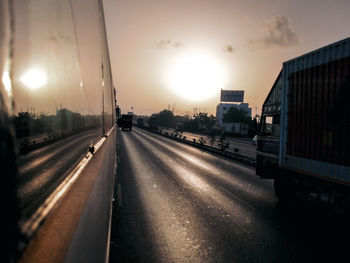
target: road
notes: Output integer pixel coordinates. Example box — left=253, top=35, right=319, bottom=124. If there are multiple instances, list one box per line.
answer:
left=110, top=127, right=349, bottom=263
left=17, top=128, right=102, bottom=219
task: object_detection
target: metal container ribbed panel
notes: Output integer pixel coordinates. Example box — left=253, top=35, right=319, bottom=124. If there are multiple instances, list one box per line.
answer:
left=280, top=37, right=350, bottom=184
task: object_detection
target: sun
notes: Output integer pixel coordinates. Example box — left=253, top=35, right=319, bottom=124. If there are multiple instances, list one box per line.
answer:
left=166, top=50, right=228, bottom=101
left=20, top=68, right=47, bottom=90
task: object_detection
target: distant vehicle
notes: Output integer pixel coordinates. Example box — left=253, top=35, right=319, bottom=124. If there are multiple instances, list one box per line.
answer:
left=119, top=114, right=133, bottom=131
left=252, top=135, right=257, bottom=146
left=256, top=37, right=350, bottom=210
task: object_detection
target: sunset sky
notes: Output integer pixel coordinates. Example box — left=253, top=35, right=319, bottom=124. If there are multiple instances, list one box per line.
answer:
left=103, top=0, right=350, bottom=116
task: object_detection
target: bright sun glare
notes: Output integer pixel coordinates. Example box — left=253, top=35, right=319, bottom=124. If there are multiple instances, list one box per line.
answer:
left=166, top=50, right=227, bottom=101
left=20, top=68, right=47, bottom=90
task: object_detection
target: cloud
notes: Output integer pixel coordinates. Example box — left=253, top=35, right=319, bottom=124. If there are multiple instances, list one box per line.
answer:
left=223, top=45, right=235, bottom=53
left=262, top=16, right=298, bottom=47
left=156, top=40, right=184, bottom=49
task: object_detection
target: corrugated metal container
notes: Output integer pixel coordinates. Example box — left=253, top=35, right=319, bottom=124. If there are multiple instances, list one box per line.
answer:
left=280, top=37, right=350, bottom=185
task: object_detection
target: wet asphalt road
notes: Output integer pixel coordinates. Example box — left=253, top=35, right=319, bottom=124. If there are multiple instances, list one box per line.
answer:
left=110, top=127, right=349, bottom=263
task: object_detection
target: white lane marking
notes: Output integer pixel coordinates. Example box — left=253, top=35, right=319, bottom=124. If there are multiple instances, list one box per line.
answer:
left=117, top=183, right=122, bottom=206
left=219, top=186, right=255, bottom=211
left=175, top=157, right=186, bottom=165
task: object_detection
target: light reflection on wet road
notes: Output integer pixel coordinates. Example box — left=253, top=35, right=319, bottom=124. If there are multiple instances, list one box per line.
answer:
left=110, top=127, right=349, bottom=263
left=17, top=128, right=102, bottom=219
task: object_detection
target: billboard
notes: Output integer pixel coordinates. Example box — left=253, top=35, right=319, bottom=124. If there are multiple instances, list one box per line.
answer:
left=220, top=90, right=244, bottom=102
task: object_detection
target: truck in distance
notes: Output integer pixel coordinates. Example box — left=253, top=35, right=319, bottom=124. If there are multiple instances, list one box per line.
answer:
left=118, top=114, right=133, bottom=131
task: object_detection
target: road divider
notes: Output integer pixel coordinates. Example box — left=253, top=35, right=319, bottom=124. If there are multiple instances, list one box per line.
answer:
left=133, top=125, right=256, bottom=167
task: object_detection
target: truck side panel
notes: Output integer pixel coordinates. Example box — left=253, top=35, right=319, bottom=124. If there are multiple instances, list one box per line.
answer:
left=287, top=56, right=350, bottom=166
left=281, top=38, right=350, bottom=184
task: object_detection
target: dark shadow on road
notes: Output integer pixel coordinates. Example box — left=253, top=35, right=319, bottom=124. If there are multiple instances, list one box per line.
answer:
left=275, top=198, right=350, bottom=262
